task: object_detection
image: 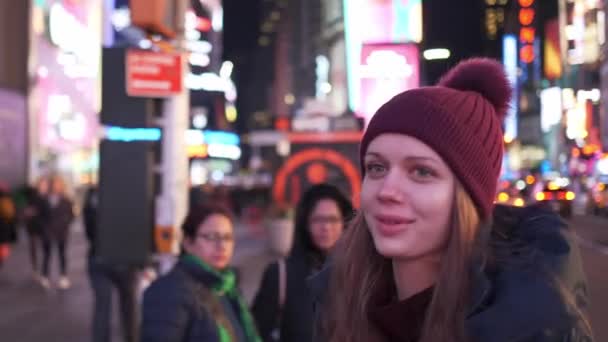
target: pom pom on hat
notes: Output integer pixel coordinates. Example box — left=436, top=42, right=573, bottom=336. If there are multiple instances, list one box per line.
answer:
left=438, top=58, right=512, bottom=121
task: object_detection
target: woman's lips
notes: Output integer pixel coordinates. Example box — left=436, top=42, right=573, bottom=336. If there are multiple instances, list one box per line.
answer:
left=374, top=214, right=415, bottom=236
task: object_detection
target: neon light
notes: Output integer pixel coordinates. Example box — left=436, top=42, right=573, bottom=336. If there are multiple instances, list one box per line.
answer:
left=520, top=45, right=535, bottom=63
left=186, top=129, right=205, bottom=146
left=207, top=144, right=241, bottom=160
left=519, top=27, right=535, bottom=43
left=518, top=0, right=536, bottom=64
left=503, top=35, right=518, bottom=139
left=344, top=0, right=358, bottom=111
left=519, top=8, right=535, bottom=26
left=202, top=130, right=240, bottom=145
left=540, top=87, right=563, bottom=133
left=105, top=126, right=161, bottom=142
left=423, top=48, right=451, bottom=60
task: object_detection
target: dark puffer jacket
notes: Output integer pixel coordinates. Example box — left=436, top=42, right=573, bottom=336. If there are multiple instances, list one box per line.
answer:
left=310, top=205, right=593, bottom=342
left=141, top=258, right=248, bottom=342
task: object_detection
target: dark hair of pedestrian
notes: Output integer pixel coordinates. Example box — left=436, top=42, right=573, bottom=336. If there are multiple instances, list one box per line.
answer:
left=181, top=204, right=234, bottom=240
left=291, top=183, right=354, bottom=259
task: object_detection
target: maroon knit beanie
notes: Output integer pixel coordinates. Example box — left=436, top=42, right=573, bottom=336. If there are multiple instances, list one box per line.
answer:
left=359, top=58, right=512, bottom=219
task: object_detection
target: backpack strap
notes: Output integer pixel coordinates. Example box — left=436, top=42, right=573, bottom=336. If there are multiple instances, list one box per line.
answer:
left=271, top=259, right=287, bottom=341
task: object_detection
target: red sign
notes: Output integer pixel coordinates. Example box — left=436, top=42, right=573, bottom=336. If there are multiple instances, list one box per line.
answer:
left=126, top=50, right=183, bottom=97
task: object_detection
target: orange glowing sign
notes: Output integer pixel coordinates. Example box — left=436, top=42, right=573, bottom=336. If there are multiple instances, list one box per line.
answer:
left=272, top=148, right=361, bottom=208
left=519, top=27, right=535, bottom=43
left=520, top=45, right=535, bottom=63
left=519, top=8, right=535, bottom=26
left=187, top=144, right=208, bottom=158
left=519, top=0, right=535, bottom=64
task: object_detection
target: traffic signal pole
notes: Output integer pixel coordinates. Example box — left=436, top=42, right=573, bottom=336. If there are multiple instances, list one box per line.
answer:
left=155, top=0, right=190, bottom=272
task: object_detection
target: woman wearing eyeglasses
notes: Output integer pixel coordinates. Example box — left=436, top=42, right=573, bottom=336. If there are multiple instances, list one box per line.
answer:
left=252, top=184, right=353, bottom=342
left=141, top=205, right=261, bottom=342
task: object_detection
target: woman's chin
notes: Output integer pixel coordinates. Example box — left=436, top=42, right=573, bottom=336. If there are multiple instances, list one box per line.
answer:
left=373, top=239, right=409, bottom=259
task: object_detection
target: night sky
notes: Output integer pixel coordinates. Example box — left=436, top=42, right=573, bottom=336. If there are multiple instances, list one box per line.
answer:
left=222, top=0, right=263, bottom=63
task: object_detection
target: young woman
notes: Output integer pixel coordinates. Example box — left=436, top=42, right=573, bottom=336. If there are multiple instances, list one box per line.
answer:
left=141, top=205, right=261, bottom=342
left=41, top=176, right=74, bottom=289
left=252, top=184, right=353, bottom=342
left=23, top=178, right=50, bottom=277
left=313, top=58, right=593, bottom=342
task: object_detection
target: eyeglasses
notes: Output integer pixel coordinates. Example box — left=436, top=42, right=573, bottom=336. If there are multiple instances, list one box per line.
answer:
left=196, top=233, right=235, bottom=244
left=310, top=216, right=343, bottom=225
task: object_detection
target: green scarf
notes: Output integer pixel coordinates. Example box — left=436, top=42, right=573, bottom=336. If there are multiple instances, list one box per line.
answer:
left=183, top=254, right=262, bottom=342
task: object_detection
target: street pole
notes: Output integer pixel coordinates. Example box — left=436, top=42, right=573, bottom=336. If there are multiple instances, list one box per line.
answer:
left=156, top=0, right=190, bottom=273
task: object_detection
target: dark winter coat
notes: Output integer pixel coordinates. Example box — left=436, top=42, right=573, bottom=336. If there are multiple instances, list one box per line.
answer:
left=252, top=251, right=320, bottom=342
left=310, top=204, right=593, bottom=342
left=83, top=187, right=98, bottom=258
left=141, top=258, right=249, bottom=342
left=44, top=195, right=74, bottom=241
left=24, top=189, right=50, bottom=235
left=252, top=183, right=353, bottom=342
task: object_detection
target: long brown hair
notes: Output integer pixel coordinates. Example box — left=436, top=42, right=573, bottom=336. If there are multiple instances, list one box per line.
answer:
left=320, top=182, right=481, bottom=342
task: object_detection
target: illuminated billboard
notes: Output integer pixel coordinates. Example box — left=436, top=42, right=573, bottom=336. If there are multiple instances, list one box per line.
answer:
left=544, top=19, right=562, bottom=80
left=502, top=35, right=518, bottom=141
left=344, top=0, right=422, bottom=114
left=358, top=43, right=419, bottom=124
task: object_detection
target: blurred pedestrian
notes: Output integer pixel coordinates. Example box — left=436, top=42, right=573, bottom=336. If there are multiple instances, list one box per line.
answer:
left=0, top=185, right=17, bottom=268
left=84, top=185, right=140, bottom=342
left=141, top=205, right=261, bottom=342
left=312, top=58, right=593, bottom=341
left=40, top=176, right=74, bottom=289
left=252, top=184, right=353, bottom=342
left=22, top=178, right=51, bottom=278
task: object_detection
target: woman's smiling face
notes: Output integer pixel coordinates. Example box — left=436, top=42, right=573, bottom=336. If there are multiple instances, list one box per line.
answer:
left=361, top=134, right=456, bottom=261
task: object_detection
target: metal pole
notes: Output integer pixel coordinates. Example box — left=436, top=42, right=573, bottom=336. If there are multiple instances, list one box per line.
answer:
left=156, top=0, right=190, bottom=269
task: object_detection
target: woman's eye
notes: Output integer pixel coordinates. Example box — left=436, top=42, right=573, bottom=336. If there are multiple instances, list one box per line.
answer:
left=365, top=163, right=386, bottom=176
left=412, top=166, right=435, bottom=179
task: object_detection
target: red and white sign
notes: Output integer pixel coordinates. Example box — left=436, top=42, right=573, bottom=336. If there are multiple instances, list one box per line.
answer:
left=126, top=50, right=184, bottom=97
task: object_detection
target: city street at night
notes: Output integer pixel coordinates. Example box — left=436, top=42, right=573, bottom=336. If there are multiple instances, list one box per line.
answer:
left=2, top=0, right=608, bottom=341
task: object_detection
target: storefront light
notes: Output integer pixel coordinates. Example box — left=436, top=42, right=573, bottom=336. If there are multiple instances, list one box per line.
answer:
left=220, top=61, right=234, bottom=79
left=423, top=48, right=451, bottom=60
left=186, top=30, right=202, bottom=41
left=577, top=89, right=601, bottom=103
left=186, top=129, right=205, bottom=146
left=189, top=53, right=210, bottom=67
left=597, top=158, right=608, bottom=174
left=105, top=126, right=161, bottom=142
left=225, top=105, right=238, bottom=122
left=203, top=130, right=240, bottom=145
left=111, top=7, right=131, bottom=31
left=187, top=40, right=213, bottom=54
left=192, top=113, right=208, bottom=129
left=562, top=88, right=576, bottom=110
left=207, top=144, right=241, bottom=160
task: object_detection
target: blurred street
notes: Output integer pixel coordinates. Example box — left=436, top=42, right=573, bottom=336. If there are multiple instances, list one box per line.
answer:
left=0, top=218, right=275, bottom=342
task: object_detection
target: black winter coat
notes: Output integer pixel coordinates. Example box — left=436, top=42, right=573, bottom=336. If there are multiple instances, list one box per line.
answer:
left=310, top=205, right=593, bottom=342
left=252, top=253, right=318, bottom=342
left=25, top=192, right=50, bottom=235
left=141, top=258, right=249, bottom=342
left=44, top=196, right=73, bottom=241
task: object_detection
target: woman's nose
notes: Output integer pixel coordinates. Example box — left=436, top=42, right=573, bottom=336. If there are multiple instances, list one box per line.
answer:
left=377, top=171, right=405, bottom=204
